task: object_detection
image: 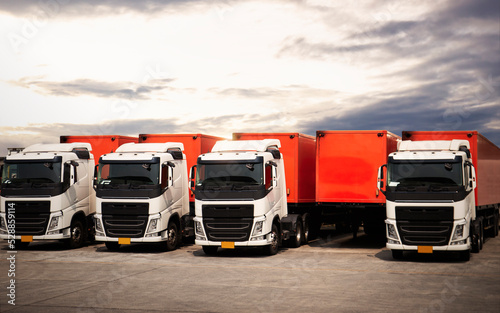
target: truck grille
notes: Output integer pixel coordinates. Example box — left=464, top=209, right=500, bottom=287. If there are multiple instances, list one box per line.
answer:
left=7, top=201, right=51, bottom=236
left=101, top=203, right=149, bottom=238
left=203, top=218, right=254, bottom=242
left=396, top=206, right=454, bottom=246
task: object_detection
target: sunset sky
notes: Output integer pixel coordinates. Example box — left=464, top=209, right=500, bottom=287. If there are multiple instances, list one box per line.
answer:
left=1, top=0, right=499, bottom=155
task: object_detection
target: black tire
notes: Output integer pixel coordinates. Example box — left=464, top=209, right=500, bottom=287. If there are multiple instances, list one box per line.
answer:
left=301, top=219, right=309, bottom=244
left=479, top=220, right=484, bottom=251
left=266, top=224, right=280, bottom=256
left=287, top=220, right=302, bottom=248
left=202, top=246, right=218, bottom=255
left=392, top=250, right=404, bottom=260
left=495, top=211, right=499, bottom=237
left=105, top=242, right=120, bottom=251
left=165, top=221, right=179, bottom=251
left=459, top=250, right=471, bottom=262
left=66, top=219, right=86, bottom=249
left=14, top=240, right=30, bottom=249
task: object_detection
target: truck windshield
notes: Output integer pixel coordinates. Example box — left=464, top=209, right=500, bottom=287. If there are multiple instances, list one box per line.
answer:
left=1, top=161, right=62, bottom=184
left=98, top=162, right=160, bottom=186
left=387, top=160, right=463, bottom=187
left=196, top=162, right=263, bottom=189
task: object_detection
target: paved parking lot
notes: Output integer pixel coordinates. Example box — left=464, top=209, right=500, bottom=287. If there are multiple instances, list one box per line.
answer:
left=1, top=229, right=499, bottom=312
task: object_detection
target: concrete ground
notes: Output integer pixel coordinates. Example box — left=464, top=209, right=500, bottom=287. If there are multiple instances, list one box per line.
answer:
left=0, top=229, right=499, bottom=313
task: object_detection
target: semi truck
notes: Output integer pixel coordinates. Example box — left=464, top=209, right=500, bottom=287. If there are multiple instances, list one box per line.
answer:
left=316, top=131, right=400, bottom=238
left=138, top=133, right=224, bottom=212
left=93, top=142, right=190, bottom=251
left=0, top=143, right=96, bottom=249
left=233, top=133, right=316, bottom=245
left=191, top=139, right=304, bottom=255
left=379, top=131, right=500, bottom=261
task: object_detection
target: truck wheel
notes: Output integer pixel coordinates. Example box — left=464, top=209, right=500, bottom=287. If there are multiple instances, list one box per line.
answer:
left=459, top=250, right=471, bottom=262
left=479, top=220, right=484, bottom=250
left=105, top=242, right=120, bottom=251
left=301, top=219, right=309, bottom=244
left=391, top=250, right=404, bottom=260
left=166, top=222, right=179, bottom=251
left=14, top=240, right=30, bottom=249
left=288, top=220, right=302, bottom=248
left=202, top=246, right=218, bottom=255
left=266, top=224, right=280, bottom=256
left=66, top=219, right=85, bottom=249
left=495, top=211, right=499, bottom=237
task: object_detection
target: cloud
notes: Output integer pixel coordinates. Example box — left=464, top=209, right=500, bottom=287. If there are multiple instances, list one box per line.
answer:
left=10, top=77, right=175, bottom=100
left=0, top=0, right=233, bottom=16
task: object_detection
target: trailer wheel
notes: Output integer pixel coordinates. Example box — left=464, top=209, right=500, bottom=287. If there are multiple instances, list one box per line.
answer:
left=479, top=220, right=484, bottom=250
left=66, top=219, right=86, bottom=249
left=105, top=242, right=120, bottom=251
left=266, top=224, right=280, bottom=256
left=459, top=250, right=470, bottom=262
left=14, top=240, right=30, bottom=249
left=166, top=221, right=179, bottom=251
left=301, top=219, right=309, bottom=244
left=287, top=220, right=302, bottom=248
left=202, top=246, right=218, bottom=255
left=391, top=250, right=403, bottom=260
left=494, top=211, right=499, bottom=237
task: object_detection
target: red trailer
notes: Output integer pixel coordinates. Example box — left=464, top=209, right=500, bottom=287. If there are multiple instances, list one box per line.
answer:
left=316, top=130, right=400, bottom=237
left=139, top=134, right=225, bottom=208
left=60, top=135, right=137, bottom=162
left=402, top=131, right=500, bottom=235
left=232, top=132, right=316, bottom=240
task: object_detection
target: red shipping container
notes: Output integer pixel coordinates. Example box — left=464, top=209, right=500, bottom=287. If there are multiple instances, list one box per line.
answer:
left=60, top=135, right=137, bottom=162
left=316, top=130, right=400, bottom=204
left=232, top=133, right=316, bottom=204
left=402, top=131, right=500, bottom=207
left=139, top=134, right=225, bottom=202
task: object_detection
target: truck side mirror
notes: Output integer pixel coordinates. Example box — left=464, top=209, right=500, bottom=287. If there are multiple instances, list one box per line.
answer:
left=93, top=164, right=99, bottom=190
left=469, top=163, right=477, bottom=190
left=377, top=164, right=387, bottom=196
left=189, top=165, right=197, bottom=193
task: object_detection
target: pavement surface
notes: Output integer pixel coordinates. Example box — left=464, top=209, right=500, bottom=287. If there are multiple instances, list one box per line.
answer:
left=0, top=229, right=499, bottom=313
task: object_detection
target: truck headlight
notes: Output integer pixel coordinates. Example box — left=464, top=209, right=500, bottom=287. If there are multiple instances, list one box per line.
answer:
left=252, top=221, right=264, bottom=236
left=0, top=217, right=7, bottom=234
left=195, top=221, right=204, bottom=236
left=147, top=217, right=160, bottom=234
left=95, top=217, right=103, bottom=232
left=452, top=224, right=465, bottom=241
left=387, top=224, right=399, bottom=240
left=48, top=215, right=61, bottom=231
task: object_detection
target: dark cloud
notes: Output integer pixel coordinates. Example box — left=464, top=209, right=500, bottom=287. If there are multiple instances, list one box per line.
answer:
left=11, top=77, right=174, bottom=100
left=0, top=0, right=233, bottom=16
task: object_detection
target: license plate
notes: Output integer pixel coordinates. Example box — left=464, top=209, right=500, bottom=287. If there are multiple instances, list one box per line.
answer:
left=21, top=236, right=33, bottom=242
left=418, top=246, right=433, bottom=254
left=118, top=238, right=131, bottom=245
left=221, top=242, right=235, bottom=249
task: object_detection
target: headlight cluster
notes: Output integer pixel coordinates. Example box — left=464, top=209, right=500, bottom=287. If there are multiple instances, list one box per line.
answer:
left=94, top=216, right=105, bottom=237
left=451, top=224, right=467, bottom=245
left=251, top=221, right=265, bottom=241
left=195, top=221, right=206, bottom=241
left=146, top=217, right=160, bottom=237
left=386, top=223, right=400, bottom=245
left=46, top=214, right=62, bottom=235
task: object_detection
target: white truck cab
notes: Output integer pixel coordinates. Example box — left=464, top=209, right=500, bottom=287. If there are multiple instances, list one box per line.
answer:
left=191, top=139, right=301, bottom=255
left=93, top=142, right=191, bottom=251
left=0, top=143, right=95, bottom=249
left=379, top=140, right=478, bottom=260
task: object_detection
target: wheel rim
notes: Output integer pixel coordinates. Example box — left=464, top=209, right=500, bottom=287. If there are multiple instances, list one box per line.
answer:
left=72, top=226, right=81, bottom=242
left=270, top=230, right=278, bottom=250
left=168, top=227, right=177, bottom=246
left=296, top=224, right=301, bottom=243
